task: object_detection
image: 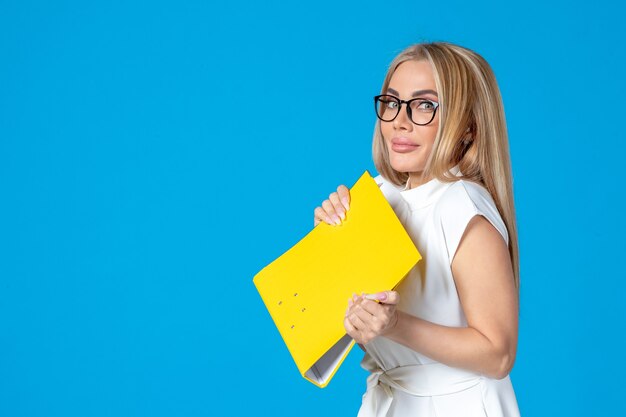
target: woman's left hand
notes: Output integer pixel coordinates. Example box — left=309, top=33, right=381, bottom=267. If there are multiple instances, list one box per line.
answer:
left=344, top=291, right=400, bottom=345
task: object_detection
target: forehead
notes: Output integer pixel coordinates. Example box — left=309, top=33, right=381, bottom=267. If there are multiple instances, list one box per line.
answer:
left=387, top=60, right=436, bottom=95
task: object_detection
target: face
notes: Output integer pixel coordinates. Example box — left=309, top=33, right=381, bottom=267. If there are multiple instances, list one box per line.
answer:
left=380, top=59, right=439, bottom=188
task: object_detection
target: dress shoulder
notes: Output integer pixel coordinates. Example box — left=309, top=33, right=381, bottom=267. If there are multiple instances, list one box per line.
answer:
left=434, top=180, right=509, bottom=264
left=372, top=174, right=405, bottom=212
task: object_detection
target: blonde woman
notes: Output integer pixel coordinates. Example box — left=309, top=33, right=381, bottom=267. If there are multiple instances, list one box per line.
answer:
left=314, top=42, right=521, bottom=416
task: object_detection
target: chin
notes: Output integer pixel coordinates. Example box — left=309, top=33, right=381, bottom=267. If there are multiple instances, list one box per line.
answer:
left=389, top=155, right=422, bottom=174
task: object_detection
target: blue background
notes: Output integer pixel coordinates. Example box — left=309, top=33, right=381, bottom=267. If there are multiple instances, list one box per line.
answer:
left=1, top=0, right=624, bottom=416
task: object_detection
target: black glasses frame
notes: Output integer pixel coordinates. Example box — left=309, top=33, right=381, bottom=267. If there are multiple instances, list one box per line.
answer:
left=373, top=94, right=440, bottom=126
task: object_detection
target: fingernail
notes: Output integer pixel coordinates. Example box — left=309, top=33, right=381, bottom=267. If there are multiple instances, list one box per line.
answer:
left=365, top=292, right=387, bottom=301
left=333, top=215, right=341, bottom=225
left=339, top=211, right=346, bottom=220
left=341, top=198, right=350, bottom=211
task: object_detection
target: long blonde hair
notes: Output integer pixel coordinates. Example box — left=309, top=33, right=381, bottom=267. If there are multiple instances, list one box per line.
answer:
left=373, top=42, right=520, bottom=291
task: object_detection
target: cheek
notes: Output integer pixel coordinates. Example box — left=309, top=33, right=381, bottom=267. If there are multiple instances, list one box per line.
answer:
left=420, top=126, right=438, bottom=149
left=380, top=124, right=392, bottom=144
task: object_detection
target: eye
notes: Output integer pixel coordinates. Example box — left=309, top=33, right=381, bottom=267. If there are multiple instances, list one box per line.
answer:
left=414, top=100, right=436, bottom=112
left=380, top=97, right=399, bottom=109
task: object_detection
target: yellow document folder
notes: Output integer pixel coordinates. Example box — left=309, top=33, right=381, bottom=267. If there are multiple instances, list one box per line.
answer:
left=253, top=171, right=421, bottom=388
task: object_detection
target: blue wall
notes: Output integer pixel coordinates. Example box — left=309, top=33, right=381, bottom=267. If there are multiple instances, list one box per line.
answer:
left=1, top=1, right=624, bottom=415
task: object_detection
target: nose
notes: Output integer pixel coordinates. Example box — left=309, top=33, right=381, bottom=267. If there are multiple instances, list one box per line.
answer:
left=392, top=102, right=413, bottom=130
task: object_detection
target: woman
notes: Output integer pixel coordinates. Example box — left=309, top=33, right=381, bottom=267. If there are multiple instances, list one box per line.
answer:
left=314, top=42, right=521, bottom=416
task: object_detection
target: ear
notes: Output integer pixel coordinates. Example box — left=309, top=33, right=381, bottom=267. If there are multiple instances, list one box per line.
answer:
left=462, top=124, right=475, bottom=145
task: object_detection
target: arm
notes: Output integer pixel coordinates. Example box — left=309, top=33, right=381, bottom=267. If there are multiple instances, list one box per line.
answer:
left=347, top=216, right=519, bottom=379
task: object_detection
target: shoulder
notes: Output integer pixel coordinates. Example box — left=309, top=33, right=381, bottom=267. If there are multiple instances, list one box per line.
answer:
left=436, top=180, right=496, bottom=216
left=435, top=180, right=509, bottom=263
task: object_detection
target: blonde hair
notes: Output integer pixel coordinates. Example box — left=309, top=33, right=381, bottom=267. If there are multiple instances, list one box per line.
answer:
left=373, top=42, right=520, bottom=291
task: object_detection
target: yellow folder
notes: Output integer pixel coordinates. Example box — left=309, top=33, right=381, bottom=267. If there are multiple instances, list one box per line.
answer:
left=253, top=171, right=421, bottom=388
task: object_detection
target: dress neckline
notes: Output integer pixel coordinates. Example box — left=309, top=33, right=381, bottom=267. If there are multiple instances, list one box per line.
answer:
left=400, top=166, right=462, bottom=210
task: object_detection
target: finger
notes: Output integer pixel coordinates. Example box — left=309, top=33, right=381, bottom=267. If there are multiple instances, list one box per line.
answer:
left=346, top=298, right=362, bottom=317
left=352, top=295, right=367, bottom=309
left=352, top=293, right=359, bottom=304
left=322, top=200, right=341, bottom=225
left=365, top=290, right=400, bottom=305
left=353, top=295, right=367, bottom=311
left=348, top=311, right=368, bottom=331
left=384, top=291, right=400, bottom=305
left=344, top=316, right=357, bottom=333
left=314, top=207, right=333, bottom=226
left=337, top=185, right=350, bottom=211
left=358, top=298, right=386, bottom=316
left=344, top=317, right=362, bottom=342
left=359, top=301, right=395, bottom=332
left=347, top=295, right=357, bottom=311
left=353, top=303, right=377, bottom=325
left=356, top=301, right=394, bottom=334
left=329, top=192, right=346, bottom=221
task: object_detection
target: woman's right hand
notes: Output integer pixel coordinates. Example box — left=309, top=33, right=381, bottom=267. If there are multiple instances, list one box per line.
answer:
left=313, top=185, right=351, bottom=226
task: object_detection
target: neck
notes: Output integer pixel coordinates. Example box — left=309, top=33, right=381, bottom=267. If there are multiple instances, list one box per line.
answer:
left=408, top=172, right=431, bottom=189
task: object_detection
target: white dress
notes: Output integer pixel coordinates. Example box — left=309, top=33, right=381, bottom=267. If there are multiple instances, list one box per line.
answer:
left=356, top=168, right=521, bottom=417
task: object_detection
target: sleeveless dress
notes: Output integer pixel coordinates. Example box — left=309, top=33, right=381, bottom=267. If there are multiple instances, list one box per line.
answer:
left=356, top=168, right=521, bottom=417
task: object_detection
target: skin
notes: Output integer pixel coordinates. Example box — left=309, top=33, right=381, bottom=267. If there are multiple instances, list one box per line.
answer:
left=313, top=60, right=518, bottom=379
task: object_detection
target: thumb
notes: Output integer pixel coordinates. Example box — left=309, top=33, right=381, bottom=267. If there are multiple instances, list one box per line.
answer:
left=365, top=291, right=399, bottom=305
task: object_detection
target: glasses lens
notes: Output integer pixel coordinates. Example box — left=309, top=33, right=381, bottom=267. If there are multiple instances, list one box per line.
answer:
left=409, top=99, right=437, bottom=125
left=376, top=95, right=400, bottom=121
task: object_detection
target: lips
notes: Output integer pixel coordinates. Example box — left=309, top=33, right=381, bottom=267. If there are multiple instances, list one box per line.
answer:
left=391, top=137, right=419, bottom=153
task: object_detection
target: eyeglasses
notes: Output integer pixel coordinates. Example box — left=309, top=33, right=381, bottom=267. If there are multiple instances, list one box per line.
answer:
left=373, top=94, right=440, bottom=126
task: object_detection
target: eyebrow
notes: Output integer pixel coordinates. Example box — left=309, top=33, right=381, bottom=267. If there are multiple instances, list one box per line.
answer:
left=387, top=87, right=438, bottom=98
